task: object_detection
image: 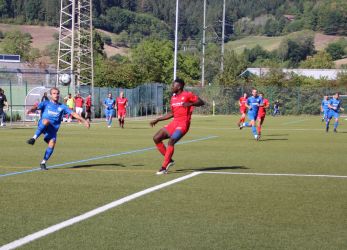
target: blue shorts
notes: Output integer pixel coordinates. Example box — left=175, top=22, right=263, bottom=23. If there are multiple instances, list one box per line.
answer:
left=43, top=123, right=58, bottom=143
left=323, top=110, right=329, bottom=118
left=328, top=110, right=339, bottom=119
left=105, top=109, right=114, bottom=117
left=248, top=111, right=258, bottom=121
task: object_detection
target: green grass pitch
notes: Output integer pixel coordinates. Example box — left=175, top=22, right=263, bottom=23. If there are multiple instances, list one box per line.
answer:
left=0, top=115, right=347, bottom=249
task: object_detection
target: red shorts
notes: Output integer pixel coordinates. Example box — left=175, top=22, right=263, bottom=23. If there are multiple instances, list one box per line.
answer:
left=164, top=121, right=190, bottom=137
left=118, top=109, right=126, bottom=117
left=240, top=107, right=247, bottom=114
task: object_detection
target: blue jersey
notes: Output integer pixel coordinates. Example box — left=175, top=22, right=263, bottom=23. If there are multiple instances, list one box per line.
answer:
left=38, top=101, right=72, bottom=128
left=247, top=96, right=263, bottom=113
left=329, top=98, right=342, bottom=113
left=104, top=98, right=115, bottom=110
left=321, top=99, right=329, bottom=111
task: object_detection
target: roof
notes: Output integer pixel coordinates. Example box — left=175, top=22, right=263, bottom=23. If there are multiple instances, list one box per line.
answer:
left=240, top=68, right=347, bottom=80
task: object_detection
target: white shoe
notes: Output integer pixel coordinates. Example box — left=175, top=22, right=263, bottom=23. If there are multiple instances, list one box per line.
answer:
left=108, top=125, right=111, bottom=128
left=255, top=135, right=260, bottom=141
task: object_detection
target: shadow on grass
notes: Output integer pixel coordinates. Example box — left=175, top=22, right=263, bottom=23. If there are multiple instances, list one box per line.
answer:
left=264, top=134, right=289, bottom=137
left=260, top=138, right=288, bottom=141
left=174, top=166, right=248, bottom=173
left=69, top=163, right=126, bottom=169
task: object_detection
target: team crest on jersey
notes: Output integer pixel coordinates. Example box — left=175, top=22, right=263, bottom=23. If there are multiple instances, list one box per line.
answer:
left=181, top=97, right=185, bottom=100
left=58, top=107, right=62, bottom=112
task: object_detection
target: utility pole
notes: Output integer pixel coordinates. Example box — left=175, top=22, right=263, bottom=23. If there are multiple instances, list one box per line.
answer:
left=57, top=0, right=94, bottom=97
left=201, top=0, right=206, bottom=87
left=173, top=0, right=179, bottom=80
left=220, top=0, right=226, bottom=72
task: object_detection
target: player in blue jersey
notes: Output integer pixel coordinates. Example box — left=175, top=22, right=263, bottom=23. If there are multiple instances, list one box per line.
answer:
left=326, top=92, right=344, bottom=133
left=320, top=95, right=329, bottom=122
left=26, top=87, right=90, bottom=170
left=241, top=88, right=263, bottom=140
left=104, top=93, right=115, bottom=128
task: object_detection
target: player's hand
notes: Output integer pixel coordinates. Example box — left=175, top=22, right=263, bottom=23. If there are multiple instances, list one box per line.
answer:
left=150, top=119, right=158, bottom=127
left=341, top=107, right=345, bottom=112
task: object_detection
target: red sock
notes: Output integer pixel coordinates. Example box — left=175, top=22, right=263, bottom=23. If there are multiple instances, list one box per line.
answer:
left=258, top=125, right=262, bottom=134
left=240, top=117, right=245, bottom=123
left=162, top=145, right=174, bottom=168
left=156, top=142, right=166, bottom=156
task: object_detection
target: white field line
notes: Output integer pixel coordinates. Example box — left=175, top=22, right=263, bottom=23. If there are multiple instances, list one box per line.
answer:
left=202, top=171, right=347, bottom=178
left=0, top=172, right=201, bottom=250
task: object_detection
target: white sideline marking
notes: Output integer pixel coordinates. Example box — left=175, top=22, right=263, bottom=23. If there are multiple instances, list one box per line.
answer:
left=202, top=171, right=347, bottom=178
left=0, top=172, right=201, bottom=250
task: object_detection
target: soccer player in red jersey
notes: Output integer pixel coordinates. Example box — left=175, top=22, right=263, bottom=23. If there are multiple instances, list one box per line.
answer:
left=116, top=91, right=128, bottom=128
left=150, top=78, right=205, bottom=175
left=74, top=93, right=84, bottom=123
left=257, top=92, right=269, bottom=136
left=238, top=93, right=247, bottom=129
left=85, top=94, right=92, bottom=122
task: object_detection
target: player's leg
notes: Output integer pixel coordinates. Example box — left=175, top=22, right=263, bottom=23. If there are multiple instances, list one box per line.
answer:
left=0, top=109, right=4, bottom=126
left=40, top=137, right=56, bottom=170
left=333, top=113, right=339, bottom=132
left=257, top=116, right=264, bottom=135
left=153, top=127, right=170, bottom=156
left=27, top=119, right=50, bottom=145
left=325, top=113, right=332, bottom=132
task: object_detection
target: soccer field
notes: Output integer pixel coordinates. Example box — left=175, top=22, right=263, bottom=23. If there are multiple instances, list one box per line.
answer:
left=1, top=115, right=347, bottom=249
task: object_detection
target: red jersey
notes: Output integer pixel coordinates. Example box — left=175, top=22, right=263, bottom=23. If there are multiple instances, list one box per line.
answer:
left=116, top=97, right=128, bottom=111
left=258, top=98, right=269, bottom=116
left=85, top=96, right=91, bottom=107
left=171, top=91, right=198, bottom=123
left=74, top=96, right=84, bottom=108
left=239, top=97, right=247, bottom=108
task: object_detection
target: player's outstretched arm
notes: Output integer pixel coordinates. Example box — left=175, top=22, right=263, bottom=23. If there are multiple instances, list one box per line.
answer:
left=72, top=112, right=90, bottom=128
left=27, top=104, right=38, bottom=114
left=150, top=112, right=173, bottom=127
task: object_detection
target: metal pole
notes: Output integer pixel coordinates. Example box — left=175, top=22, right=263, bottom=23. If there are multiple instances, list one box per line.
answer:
left=220, top=0, right=225, bottom=72
left=201, top=0, right=206, bottom=87
left=90, top=0, right=95, bottom=119
left=173, top=0, right=179, bottom=80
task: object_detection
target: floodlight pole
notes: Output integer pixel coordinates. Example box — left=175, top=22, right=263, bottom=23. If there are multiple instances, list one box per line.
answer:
left=220, top=0, right=226, bottom=73
left=201, top=0, right=206, bottom=87
left=173, top=0, right=179, bottom=81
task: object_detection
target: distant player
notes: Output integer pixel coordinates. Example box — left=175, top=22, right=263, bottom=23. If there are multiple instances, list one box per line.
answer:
left=104, top=93, right=115, bottom=128
left=116, top=91, right=128, bottom=128
left=257, top=92, right=269, bottom=136
left=150, top=78, right=204, bottom=175
left=273, top=100, right=280, bottom=116
left=237, top=93, right=247, bottom=129
left=242, top=88, right=263, bottom=140
left=321, top=95, right=329, bottom=122
left=74, top=93, right=84, bottom=122
left=326, top=92, right=344, bottom=133
left=26, top=87, right=90, bottom=170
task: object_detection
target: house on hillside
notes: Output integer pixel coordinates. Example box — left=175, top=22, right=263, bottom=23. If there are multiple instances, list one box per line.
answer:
left=283, top=15, right=296, bottom=21
left=240, top=68, right=347, bottom=80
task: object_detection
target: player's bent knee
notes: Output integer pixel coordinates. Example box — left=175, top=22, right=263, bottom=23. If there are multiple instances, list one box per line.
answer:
left=42, top=119, right=50, bottom=126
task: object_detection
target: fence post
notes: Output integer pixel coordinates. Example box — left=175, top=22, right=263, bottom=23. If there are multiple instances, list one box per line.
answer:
left=9, top=79, right=13, bottom=125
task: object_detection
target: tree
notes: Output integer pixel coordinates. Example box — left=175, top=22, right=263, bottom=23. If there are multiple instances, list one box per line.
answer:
left=326, top=40, right=347, bottom=60
left=299, top=51, right=334, bottom=69
left=0, top=30, right=33, bottom=61
left=132, top=39, right=173, bottom=83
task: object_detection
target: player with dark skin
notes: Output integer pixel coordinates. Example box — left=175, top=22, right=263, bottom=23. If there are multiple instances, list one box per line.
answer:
left=150, top=79, right=204, bottom=174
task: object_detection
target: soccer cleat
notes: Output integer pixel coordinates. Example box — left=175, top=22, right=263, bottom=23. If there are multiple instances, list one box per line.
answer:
left=165, top=160, right=175, bottom=172
left=254, top=135, right=259, bottom=141
left=27, top=138, right=36, bottom=145
left=156, top=160, right=175, bottom=175
left=107, top=125, right=111, bottom=128
left=326, top=127, right=329, bottom=133
left=40, top=163, right=48, bottom=170
left=156, top=167, right=167, bottom=175
left=334, top=129, right=337, bottom=133
left=239, top=124, right=243, bottom=130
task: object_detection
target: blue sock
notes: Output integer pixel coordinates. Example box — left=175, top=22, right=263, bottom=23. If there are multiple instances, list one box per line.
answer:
left=34, top=122, right=47, bottom=139
left=108, top=117, right=112, bottom=126
left=43, top=147, right=54, bottom=161
left=326, top=121, right=330, bottom=129
left=334, top=121, right=338, bottom=130
left=251, top=126, right=257, bottom=136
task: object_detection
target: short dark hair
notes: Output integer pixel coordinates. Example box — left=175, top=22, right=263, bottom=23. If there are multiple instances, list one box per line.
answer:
left=174, top=78, right=185, bottom=88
